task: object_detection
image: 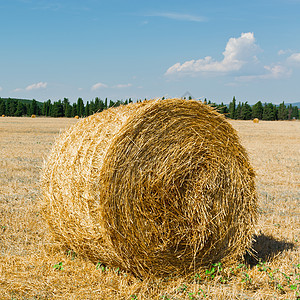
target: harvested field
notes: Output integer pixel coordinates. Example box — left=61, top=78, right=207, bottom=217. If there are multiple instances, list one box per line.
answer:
left=0, top=116, right=299, bottom=299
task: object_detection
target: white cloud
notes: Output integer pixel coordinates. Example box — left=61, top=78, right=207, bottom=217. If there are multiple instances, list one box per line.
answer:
left=26, top=82, right=47, bottom=90
left=288, top=52, right=300, bottom=63
left=278, top=49, right=293, bottom=56
left=91, top=82, right=108, bottom=90
left=13, top=88, right=23, bottom=92
left=236, top=64, right=291, bottom=81
left=147, top=12, right=206, bottom=22
left=114, top=83, right=132, bottom=88
left=165, top=32, right=259, bottom=76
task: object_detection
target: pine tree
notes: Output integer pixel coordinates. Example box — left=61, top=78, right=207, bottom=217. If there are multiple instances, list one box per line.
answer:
left=263, top=103, right=277, bottom=120
left=287, top=104, right=293, bottom=120
left=85, top=101, right=90, bottom=116
left=228, top=96, right=236, bottom=119
left=235, top=102, right=242, bottom=119
left=71, top=103, right=77, bottom=117
left=30, top=99, right=38, bottom=115
left=8, top=99, right=17, bottom=116
left=52, top=100, right=64, bottom=117
left=252, top=101, right=263, bottom=119
left=0, top=99, right=6, bottom=115
left=277, top=102, right=287, bottom=120
left=77, top=98, right=84, bottom=117
left=109, top=100, right=115, bottom=108
left=15, top=101, right=25, bottom=116
left=241, top=102, right=252, bottom=120
left=291, top=106, right=299, bottom=119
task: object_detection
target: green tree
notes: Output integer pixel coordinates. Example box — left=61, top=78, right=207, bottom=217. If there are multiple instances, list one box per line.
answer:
left=277, top=102, right=287, bottom=120
left=42, top=99, right=52, bottom=116
left=8, top=99, right=17, bottom=116
left=109, top=100, right=115, bottom=108
left=291, top=106, right=299, bottom=119
left=15, top=101, right=25, bottom=116
left=252, top=101, right=263, bottom=119
left=77, top=98, right=85, bottom=117
left=240, top=102, right=252, bottom=120
left=71, top=103, right=77, bottom=117
left=85, top=101, right=90, bottom=116
left=287, top=104, right=293, bottom=120
left=30, top=99, right=38, bottom=115
left=89, top=100, right=95, bottom=115
left=262, top=103, right=277, bottom=120
left=63, top=98, right=72, bottom=117
left=228, top=96, right=236, bottom=119
left=104, top=98, right=108, bottom=109
left=217, top=102, right=228, bottom=115
left=52, top=100, right=64, bottom=117
left=235, top=102, right=242, bottom=119
left=0, top=99, right=6, bottom=115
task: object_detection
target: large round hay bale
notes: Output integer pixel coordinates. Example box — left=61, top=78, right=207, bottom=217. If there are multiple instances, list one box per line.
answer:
left=253, top=118, right=259, bottom=123
left=41, top=98, right=257, bottom=278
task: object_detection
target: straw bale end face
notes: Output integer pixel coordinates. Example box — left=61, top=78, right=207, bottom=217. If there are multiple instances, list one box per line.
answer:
left=41, top=99, right=257, bottom=279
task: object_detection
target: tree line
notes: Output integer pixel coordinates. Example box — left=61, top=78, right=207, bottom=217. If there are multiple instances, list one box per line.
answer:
left=207, top=96, right=299, bottom=120
left=0, top=96, right=299, bottom=120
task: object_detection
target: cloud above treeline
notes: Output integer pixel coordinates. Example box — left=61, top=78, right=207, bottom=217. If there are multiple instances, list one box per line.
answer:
left=146, top=12, right=207, bottom=22
left=26, top=82, right=47, bottom=90
left=165, top=33, right=259, bottom=75
left=165, top=32, right=299, bottom=81
left=91, top=82, right=132, bottom=91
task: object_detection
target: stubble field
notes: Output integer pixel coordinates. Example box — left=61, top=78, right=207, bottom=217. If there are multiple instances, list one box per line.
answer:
left=0, top=116, right=299, bottom=299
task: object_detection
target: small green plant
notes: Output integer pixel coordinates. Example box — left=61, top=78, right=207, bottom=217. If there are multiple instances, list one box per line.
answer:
left=131, top=295, right=138, bottom=300
left=241, top=272, right=252, bottom=284
left=96, top=262, right=108, bottom=272
left=53, top=262, right=63, bottom=271
left=178, top=283, right=188, bottom=293
left=67, top=249, right=76, bottom=260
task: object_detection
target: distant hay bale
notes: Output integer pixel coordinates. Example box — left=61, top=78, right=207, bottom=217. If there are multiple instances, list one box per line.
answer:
left=74, top=115, right=79, bottom=119
left=253, top=118, right=259, bottom=123
left=31, top=114, right=36, bottom=118
left=2, top=115, right=5, bottom=117
left=41, top=98, right=257, bottom=279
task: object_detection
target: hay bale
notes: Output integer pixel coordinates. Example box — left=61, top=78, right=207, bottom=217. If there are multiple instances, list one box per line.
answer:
left=31, top=114, right=36, bottom=118
left=41, top=98, right=257, bottom=278
left=2, top=115, right=5, bottom=117
left=74, top=115, right=79, bottom=119
left=253, top=118, right=259, bottom=123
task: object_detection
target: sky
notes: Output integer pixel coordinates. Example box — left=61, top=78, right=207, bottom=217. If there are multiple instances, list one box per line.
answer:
left=1, top=0, right=300, bottom=104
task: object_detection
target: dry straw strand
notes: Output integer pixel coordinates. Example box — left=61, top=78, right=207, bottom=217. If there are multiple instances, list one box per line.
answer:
left=41, top=98, right=257, bottom=279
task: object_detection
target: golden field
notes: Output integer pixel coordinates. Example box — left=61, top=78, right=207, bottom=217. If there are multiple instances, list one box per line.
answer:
left=0, top=116, right=299, bottom=299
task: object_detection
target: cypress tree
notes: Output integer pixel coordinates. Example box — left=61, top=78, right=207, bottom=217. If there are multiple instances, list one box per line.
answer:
left=228, top=96, right=236, bottom=119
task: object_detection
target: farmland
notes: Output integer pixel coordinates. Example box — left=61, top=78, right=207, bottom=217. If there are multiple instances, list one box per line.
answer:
left=0, top=116, right=299, bottom=299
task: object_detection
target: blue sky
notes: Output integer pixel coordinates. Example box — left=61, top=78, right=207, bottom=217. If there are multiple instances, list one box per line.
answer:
left=1, top=0, right=300, bottom=104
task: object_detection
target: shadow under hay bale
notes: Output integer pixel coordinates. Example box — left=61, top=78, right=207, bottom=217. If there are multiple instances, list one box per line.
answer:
left=244, top=233, right=295, bottom=266
left=41, top=98, right=258, bottom=279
